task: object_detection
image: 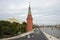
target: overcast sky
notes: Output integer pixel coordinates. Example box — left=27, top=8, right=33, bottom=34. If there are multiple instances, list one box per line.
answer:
left=0, top=0, right=60, bottom=25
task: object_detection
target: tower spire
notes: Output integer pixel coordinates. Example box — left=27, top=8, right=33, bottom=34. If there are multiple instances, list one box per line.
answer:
left=26, top=2, right=33, bottom=32
left=28, top=2, right=31, bottom=14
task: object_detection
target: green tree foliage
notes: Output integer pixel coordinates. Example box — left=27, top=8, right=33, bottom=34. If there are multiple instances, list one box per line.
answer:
left=20, top=22, right=26, bottom=33
left=0, top=21, right=11, bottom=38
left=0, top=21, right=26, bottom=38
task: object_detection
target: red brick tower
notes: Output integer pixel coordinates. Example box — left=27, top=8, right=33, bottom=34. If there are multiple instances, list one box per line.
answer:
left=26, top=3, right=33, bottom=32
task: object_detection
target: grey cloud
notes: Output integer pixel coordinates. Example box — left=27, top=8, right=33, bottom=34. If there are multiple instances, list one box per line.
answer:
left=0, top=0, right=60, bottom=25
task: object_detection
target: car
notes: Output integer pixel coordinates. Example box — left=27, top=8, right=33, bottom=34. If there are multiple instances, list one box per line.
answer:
left=23, top=33, right=34, bottom=39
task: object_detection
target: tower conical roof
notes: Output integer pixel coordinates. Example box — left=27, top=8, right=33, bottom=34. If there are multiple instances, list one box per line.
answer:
left=28, top=2, right=31, bottom=14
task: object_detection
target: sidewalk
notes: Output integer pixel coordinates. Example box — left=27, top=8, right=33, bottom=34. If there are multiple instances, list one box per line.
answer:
left=43, top=32, right=60, bottom=40
left=0, top=31, right=33, bottom=40
left=0, top=30, right=60, bottom=40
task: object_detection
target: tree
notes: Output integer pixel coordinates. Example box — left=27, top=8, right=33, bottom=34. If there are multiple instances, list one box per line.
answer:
left=0, top=21, right=27, bottom=38
left=20, top=22, right=26, bottom=33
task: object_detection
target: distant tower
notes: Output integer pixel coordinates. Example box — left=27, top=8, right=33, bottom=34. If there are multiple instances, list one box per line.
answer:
left=26, top=2, right=33, bottom=32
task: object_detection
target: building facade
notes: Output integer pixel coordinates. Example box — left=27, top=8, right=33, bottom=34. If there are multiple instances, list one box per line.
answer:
left=26, top=3, right=33, bottom=32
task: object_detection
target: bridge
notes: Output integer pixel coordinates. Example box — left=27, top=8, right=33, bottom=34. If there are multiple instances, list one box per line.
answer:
left=0, top=28, right=59, bottom=40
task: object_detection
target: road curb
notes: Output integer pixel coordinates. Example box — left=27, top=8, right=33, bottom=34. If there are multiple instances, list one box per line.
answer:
left=0, top=31, right=33, bottom=40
